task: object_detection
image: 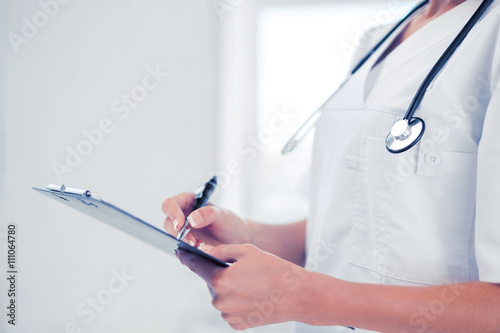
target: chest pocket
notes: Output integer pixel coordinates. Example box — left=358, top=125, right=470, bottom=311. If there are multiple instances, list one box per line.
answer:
left=346, top=121, right=478, bottom=285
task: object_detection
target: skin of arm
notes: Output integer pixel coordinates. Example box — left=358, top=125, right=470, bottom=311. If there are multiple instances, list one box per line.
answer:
left=306, top=272, right=500, bottom=332
left=177, top=244, right=500, bottom=332
left=246, top=219, right=306, bottom=266
left=161, top=192, right=306, bottom=266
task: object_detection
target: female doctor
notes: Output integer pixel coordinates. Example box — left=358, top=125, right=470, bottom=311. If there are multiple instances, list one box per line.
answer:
left=162, top=0, right=500, bottom=332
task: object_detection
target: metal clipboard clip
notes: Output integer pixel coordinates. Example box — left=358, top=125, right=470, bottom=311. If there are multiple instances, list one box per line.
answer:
left=46, top=184, right=104, bottom=201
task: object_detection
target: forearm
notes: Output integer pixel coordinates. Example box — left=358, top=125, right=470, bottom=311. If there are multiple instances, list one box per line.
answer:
left=301, top=272, right=500, bottom=332
left=246, top=219, right=306, bottom=266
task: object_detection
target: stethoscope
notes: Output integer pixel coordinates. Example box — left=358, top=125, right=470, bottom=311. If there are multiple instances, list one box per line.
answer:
left=282, top=0, right=494, bottom=155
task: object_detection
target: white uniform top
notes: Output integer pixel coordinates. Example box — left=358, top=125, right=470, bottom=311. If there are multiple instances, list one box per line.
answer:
left=293, top=1, right=500, bottom=332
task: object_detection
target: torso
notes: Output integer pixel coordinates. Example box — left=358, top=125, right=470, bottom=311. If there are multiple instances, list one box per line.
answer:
left=295, top=3, right=500, bottom=333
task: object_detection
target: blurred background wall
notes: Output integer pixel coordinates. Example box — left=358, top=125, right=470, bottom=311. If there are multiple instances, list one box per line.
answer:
left=0, top=1, right=414, bottom=332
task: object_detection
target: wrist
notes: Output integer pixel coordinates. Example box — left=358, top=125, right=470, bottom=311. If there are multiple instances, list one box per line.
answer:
left=218, top=208, right=254, bottom=244
left=295, top=270, right=350, bottom=326
left=243, top=219, right=257, bottom=244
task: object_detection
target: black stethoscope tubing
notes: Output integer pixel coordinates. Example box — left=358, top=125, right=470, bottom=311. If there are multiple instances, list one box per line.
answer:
left=282, top=0, right=494, bottom=155
left=385, top=0, right=494, bottom=153
left=404, top=0, right=494, bottom=122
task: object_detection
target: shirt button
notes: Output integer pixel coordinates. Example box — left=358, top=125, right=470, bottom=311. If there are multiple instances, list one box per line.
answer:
left=425, top=152, right=441, bottom=167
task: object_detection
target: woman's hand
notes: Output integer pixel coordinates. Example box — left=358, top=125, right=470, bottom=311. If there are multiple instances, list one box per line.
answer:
left=177, top=243, right=312, bottom=330
left=162, top=192, right=253, bottom=247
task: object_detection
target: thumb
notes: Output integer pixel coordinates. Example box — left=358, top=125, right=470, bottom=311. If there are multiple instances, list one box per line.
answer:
left=187, top=206, right=226, bottom=229
left=198, top=244, right=215, bottom=253
left=203, top=244, right=250, bottom=263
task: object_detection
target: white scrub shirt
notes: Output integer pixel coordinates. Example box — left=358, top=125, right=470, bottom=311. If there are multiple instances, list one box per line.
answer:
left=294, top=1, right=500, bottom=332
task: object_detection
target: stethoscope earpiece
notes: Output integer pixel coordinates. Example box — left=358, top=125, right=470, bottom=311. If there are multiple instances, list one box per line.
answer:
left=385, top=118, right=425, bottom=154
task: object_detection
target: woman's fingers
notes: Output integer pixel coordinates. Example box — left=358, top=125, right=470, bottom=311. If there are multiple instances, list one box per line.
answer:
left=177, top=248, right=225, bottom=282
left=177, top=244, right=246, bottom=283
left=163, top=217, right=177, bottom=236
left=198, top=244, right=214, bottom=253
left=163, top=217, right=202, bottom=247
left=182, top=233, right=198, bottom=247
left=187, top=205, right=226, bottom=229
left=208, top=244, right=249, bottom=263
left=162, top=192, right=243, bottom=247
left=161, top=192, right=195, bottom=232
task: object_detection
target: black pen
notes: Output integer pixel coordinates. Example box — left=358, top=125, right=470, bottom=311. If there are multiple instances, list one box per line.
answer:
left=176, top=176, right=218, bottom=241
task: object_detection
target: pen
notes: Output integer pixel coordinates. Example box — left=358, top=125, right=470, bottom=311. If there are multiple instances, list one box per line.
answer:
left=176, top=176, right=218, bottom=241
left=175, top=176, right=353, bottom=330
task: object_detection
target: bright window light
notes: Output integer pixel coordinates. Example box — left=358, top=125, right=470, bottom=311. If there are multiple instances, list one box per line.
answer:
left=254, top=3, right=414, bottom=221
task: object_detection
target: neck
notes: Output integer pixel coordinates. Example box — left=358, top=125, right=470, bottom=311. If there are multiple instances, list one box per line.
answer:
left=425, top=0, right=468, bottom=17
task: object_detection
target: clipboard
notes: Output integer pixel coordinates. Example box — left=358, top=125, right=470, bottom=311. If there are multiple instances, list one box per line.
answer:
left=32, top=184, right=229, bottom=267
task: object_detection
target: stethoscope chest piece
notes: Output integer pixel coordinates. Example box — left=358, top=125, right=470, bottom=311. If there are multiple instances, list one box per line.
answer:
left=281, top=0, right=493, bottom=156
left=385, top=118, right=425, bottom=154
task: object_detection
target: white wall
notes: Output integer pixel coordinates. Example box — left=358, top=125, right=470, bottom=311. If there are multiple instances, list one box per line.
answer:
left=216, top=0, right=416, bottom=223
left=1, top=1, right=232, bottom=332
left=0, top=0, right=418, bottom=332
